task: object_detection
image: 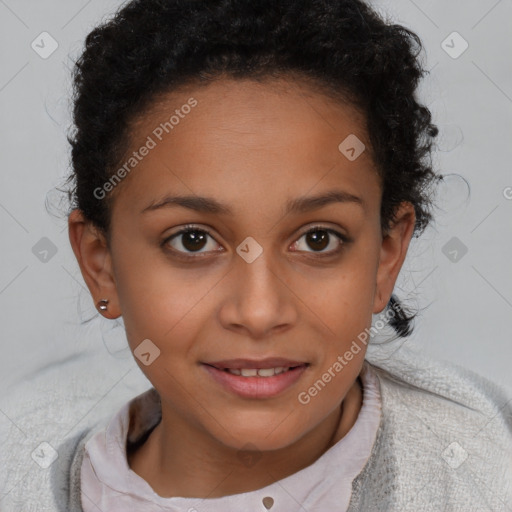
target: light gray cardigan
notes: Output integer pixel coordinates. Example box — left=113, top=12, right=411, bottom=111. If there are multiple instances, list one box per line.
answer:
left=3, top=345, right=512, bottom=511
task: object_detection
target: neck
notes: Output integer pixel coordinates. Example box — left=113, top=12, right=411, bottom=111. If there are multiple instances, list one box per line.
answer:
left=128, top=377, right=363, bottom=499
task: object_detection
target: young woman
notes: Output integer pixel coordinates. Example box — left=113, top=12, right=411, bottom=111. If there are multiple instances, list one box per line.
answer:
left=34, top=0, right=512, bottom=510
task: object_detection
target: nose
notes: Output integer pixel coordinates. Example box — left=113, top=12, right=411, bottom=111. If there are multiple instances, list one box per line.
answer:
left=217, top=248, right=299, bottom=339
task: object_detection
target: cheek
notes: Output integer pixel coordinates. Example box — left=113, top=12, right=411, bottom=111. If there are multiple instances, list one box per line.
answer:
left=113, top=255, right=218, bottom=361
left=300, top=263, right=377, bottom=338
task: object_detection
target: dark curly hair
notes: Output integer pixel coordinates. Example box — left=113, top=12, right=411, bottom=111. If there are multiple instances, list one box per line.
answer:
left=60, top=0, right=443, bottom=340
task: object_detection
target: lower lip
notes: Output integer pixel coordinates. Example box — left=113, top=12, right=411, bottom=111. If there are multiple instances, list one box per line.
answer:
left=201, top=364, right=308, bottom=399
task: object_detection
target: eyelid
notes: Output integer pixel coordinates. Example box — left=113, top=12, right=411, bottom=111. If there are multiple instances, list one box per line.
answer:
left=161, top=224, right=220, bottom=256
left=300, top=224, right=349, bottom=240
left=162, top=223, right=350, bottom=257
left=290, top=225, right=350, bottom=254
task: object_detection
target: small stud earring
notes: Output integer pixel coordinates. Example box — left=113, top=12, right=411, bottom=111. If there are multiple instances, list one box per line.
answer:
left=97, top=299, right=109, bottom=311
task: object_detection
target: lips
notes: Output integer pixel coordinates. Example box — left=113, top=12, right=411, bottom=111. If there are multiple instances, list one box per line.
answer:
left=204, top=358, right=308, bottom=370
left=202, top=362, right=309, bottom=399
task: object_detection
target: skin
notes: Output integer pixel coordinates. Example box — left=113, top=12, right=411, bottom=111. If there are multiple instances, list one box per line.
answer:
left=68, top=76, right=416, bottom=498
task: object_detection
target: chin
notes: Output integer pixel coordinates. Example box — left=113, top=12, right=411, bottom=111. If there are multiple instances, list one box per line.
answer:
left=214, top=423, right=303, bottom=454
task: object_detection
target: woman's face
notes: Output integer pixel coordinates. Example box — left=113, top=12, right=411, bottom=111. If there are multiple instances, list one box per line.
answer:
left=73, top=77, right=414, bottom=452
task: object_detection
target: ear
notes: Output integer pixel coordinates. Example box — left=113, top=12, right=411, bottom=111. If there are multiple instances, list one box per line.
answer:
left=373, top=202, right=416, bottom=314
left=68, top=208, right=121, bottom=319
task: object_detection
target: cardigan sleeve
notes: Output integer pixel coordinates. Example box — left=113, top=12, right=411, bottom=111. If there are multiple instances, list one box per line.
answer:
left=346, top=348, right=512, bottom=511
left=49, top=423, right=104, bottom=512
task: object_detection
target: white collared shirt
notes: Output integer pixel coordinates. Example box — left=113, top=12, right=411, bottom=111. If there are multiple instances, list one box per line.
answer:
left=81, top=360, right=382, bottom=512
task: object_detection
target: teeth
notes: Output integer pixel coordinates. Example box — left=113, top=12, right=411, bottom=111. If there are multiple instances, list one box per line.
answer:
left=256, top=368, right=275, bottom=377
left=226, top=367, right=291, bottom=377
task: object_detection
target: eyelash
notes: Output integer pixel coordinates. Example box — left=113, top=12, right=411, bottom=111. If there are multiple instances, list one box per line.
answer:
left=161, top=224, right=351, bottom=260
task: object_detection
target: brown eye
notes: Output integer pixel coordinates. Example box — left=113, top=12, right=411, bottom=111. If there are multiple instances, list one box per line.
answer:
left=180, top=230, right=208, bottom=251
left=164, top=227, right=220, bottom=255
left=305, top=230, right=329, bottom=251
left=291, top=227, right=348, bottom=255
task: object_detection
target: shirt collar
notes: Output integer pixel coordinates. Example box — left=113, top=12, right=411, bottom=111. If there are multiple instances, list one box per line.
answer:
left=82, top=360, right=382, bottom=511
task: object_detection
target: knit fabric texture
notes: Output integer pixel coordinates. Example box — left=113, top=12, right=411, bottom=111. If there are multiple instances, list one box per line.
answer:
left=2, top=344, right=511, bottom=511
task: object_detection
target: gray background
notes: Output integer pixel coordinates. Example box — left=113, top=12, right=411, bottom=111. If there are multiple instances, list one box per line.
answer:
left=1, top=0, right=511, bottom=448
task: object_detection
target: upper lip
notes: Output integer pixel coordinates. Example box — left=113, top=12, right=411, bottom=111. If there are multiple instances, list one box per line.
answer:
left=204, top=358, right=308, bottom=370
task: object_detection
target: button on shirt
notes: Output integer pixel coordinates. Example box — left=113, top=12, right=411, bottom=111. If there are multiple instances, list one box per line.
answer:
left=81, top=360, right=382, bottom=512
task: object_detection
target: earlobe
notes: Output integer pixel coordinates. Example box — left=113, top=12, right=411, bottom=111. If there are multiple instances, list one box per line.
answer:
left=373, top=288, right=384, bottom=314
left=372, top=202, right=416, bottom=314
left=68, top=209, right=121, bottom=319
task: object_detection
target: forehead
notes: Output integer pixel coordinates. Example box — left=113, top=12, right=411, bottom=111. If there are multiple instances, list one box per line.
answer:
left=110, top=77, right=381, bottom=220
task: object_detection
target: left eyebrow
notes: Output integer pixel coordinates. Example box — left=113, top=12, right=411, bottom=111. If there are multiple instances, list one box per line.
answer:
left=140, top=189, right=365, bottom=216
